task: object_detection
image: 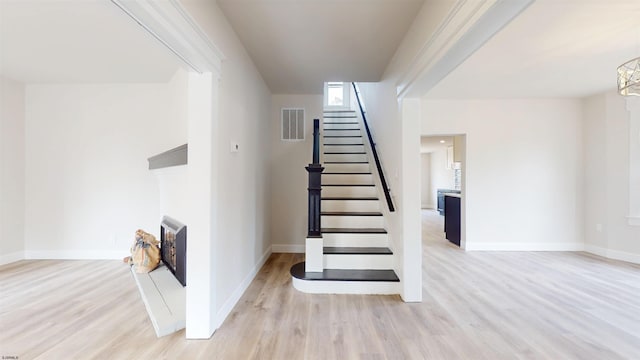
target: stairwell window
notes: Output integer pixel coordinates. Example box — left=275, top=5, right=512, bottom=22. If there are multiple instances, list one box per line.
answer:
left=282, top=108, right=305, bottom=141
left=327, top=82, right=344, bottom=106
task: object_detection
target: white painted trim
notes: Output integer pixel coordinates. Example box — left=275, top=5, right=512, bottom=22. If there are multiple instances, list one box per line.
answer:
left=464, top=242, right=584, bottom=251
left=0, top=251, right=25, bottom=266
left=215, top=247, right=272, bottom=329
left=398, top=0, right=534, bottom=98
left=110, top=0, right=224, bottom=74
left=272, top=244, right=305, bottom=253
left=584, top=245, right=640, bottom=265
left=24, top=250, right=124, bottom=260
left=627, top=216, right=640, bottom=226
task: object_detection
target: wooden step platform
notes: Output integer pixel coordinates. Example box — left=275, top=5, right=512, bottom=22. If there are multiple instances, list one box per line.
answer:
left=290, top=262, right=399, bottom=282
left=323, top=247, right=393, bottom=255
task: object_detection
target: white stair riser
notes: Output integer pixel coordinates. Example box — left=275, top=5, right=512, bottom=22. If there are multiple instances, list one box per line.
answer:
left=322, top=199, right=380, bottom=212
left=292, top=278, right=399, bottom=295
left=324, top=153, right=368, bottom=163
left=322, top=118, right=358, bottom=124
left=324, top=123, right=360, bottom=130
left=323, top=186, right=377, bottom=197
left=322, top=233, right=388, bottom=247
left=322, top=145, right=365, bottom=153
left=323, top=215, right=384, bottom=228
left=323, top=163, right=370, bottom=173
left=322, top=174, right=373, bottom=185
left=323, top=112, right=356, bottom=117
left=324, top=137, right=364, bottom=145
left=323, top=130, right=361, bottom=137
left=323, top=254, right=394, bottom=270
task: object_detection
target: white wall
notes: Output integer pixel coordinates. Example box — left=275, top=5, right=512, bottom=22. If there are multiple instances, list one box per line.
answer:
left=0, top=76, right=26, bottom=264
left=422, top=98, right=584, bottom=251
left=420, top=153, right=431, bottom=208
left=24, top=71, right=188, bottom=259
left=270, top=94, right=323, bottom=251
left=429, top=148, right=455, bottom=206
left=583, top=91, right=640, bottom=263
left=181, top=0, right=273, bottom=332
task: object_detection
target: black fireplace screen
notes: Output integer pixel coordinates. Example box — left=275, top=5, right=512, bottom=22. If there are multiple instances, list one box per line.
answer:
left=160, top=216, right=187, bottom=287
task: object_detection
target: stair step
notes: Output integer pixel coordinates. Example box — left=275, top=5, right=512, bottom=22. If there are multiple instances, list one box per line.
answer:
left=323, top=130, right=361, bottom=137
left=324, top=152, right=366, bottom=154
left=323, top=172, right=371, bottom=175
left=322, top=228, right=387, bottom=234
left=323, top=232, right=389, bottom=247
left=323, top=163, right=370, bottom=173
left=322, top=211, right=382, bottom=216
left=323, top=184, right=377, bottom=197
left=290, top=262, right=399, bottom=282
left=322, top=184, right=374, bottom=187
left=322, top=197, right=378, bottom=200
left=322, top=198, right=380, bottom=212
left=323, top=122, right=358, bottom=124
left=324, top=153, right=367, bottom=163
left=323, top=143, right=363, bottom=146
left=323, top=247, right=392, bottom=255
left=323, top=116, right=357, bottom=118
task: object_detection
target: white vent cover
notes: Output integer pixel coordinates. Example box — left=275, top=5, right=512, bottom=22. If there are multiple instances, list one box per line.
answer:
left=282, top=108, right=305, bottom=141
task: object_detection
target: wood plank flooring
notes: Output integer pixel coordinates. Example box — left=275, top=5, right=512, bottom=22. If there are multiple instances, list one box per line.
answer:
left=1, top=210, right=639, bottom=359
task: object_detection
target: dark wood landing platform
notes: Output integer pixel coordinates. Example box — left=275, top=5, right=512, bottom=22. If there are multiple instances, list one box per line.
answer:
left=290, top=262, right=399, bottom=282
left=322, top=228, right=387, bottom=234
left=323, top=247, right=392, bottom=255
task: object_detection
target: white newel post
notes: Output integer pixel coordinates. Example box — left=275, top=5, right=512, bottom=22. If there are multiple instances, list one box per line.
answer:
left=305, top=237, right=323, bottom=272
left=627, top=97, right=640, bottom=226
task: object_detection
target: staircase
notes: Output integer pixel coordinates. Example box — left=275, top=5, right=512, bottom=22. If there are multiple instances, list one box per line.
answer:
left=290, top=109, right=400, bottom=294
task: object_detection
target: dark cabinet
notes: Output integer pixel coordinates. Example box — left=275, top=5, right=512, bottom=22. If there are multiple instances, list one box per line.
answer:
left=444, top=195, right=461, bottom=247
left=437, top=189, right=460, bottom=215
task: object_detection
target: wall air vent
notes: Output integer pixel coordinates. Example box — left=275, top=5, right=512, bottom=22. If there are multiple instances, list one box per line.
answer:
left=281, top=108, right=305, bottom=141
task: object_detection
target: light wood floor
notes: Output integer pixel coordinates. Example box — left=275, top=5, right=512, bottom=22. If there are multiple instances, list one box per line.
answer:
left=2, top=210, right=639, bottom=359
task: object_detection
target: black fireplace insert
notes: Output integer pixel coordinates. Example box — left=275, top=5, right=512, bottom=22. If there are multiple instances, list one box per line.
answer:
left=160, top=216, right=187, bottom=287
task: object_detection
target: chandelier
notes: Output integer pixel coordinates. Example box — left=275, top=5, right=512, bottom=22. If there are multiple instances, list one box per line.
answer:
left=618, top=57, right=640, bottom=96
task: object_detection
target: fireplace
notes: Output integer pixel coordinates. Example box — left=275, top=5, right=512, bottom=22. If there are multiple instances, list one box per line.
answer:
left=160, top=216, right=187, bottom=287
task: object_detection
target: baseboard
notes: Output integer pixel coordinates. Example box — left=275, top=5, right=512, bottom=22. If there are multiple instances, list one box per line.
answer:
left=584, top=245, right=640, bottom=264
left=24, top=250, right=125, bottom=260
left=271, top=244, right=305, bottom=253
left=465, top=242, right=584, bottom=251
left=215, top=247, right=272, bottom=329
left=0, top=251, right=25, bottom=266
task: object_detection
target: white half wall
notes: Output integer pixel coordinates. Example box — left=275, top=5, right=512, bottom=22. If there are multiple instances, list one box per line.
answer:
left=583, top=91, right=640, bottom=263
left=421, top=98, right=584, bottom=251
left=270, top=94, right=323, bottom=249
left=181, top=0, right=273, bottom=334
left=0, top=76, right=26, bottom=264
left=24, top=71, right=189, bottom=260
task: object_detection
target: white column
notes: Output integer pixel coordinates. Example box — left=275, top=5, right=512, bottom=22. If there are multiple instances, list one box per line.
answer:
left=400, top=98, right=422, bottom=302
left=305, top=237, right=324, bottom=272
left=185, top=72, right=219, bottom=338
left=626, top=97, right=640, bottom=226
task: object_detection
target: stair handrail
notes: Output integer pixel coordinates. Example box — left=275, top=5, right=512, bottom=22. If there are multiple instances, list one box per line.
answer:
left=306, top=119, right=324, bottom=237
left=352, top=83, right=395, bottom=212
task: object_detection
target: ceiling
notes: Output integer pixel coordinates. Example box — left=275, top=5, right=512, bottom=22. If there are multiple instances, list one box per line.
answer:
left=426, top=0, right=640, bottom=99
left=217, top=0, right=425, bottom=94
left=0, top=0, right=182, bottom=84
left=421, top=136, right=452, bottom=153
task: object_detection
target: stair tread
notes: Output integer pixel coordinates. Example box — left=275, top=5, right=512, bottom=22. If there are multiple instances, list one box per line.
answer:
left=322, top=228, right=388, bottom=234
left=323, top=136, right=363, bottom=138
left=290, top=262, right=399, bottom=282
left=324, top=152, right=366, bottom=154
left=323, top=172, right=372, bottom=175
left=322, top=184, right=374, bottom=186
left=323, top=122, right=359, bottom=124
left=323, top=143, right=363, bottom=146
left=324, top=247, right=392, bottom=255
left=322, top=197, right=379, bottom=200
left=324, top=128, right=360, bottom=131
left=322, top=211, right=382, bottom=216
left=324, top=161, right=368, bottom=164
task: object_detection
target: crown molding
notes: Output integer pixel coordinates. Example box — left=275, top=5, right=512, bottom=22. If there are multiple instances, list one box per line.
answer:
left=111, top=0, right=224, bottom=76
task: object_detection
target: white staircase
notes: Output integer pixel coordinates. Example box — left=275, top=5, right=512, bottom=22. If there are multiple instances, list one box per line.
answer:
left=291, top=109, right=399, bottom=294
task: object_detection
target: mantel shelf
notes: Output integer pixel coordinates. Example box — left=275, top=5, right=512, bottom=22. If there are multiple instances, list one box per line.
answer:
left=148, top=144, right=188, bottom=170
